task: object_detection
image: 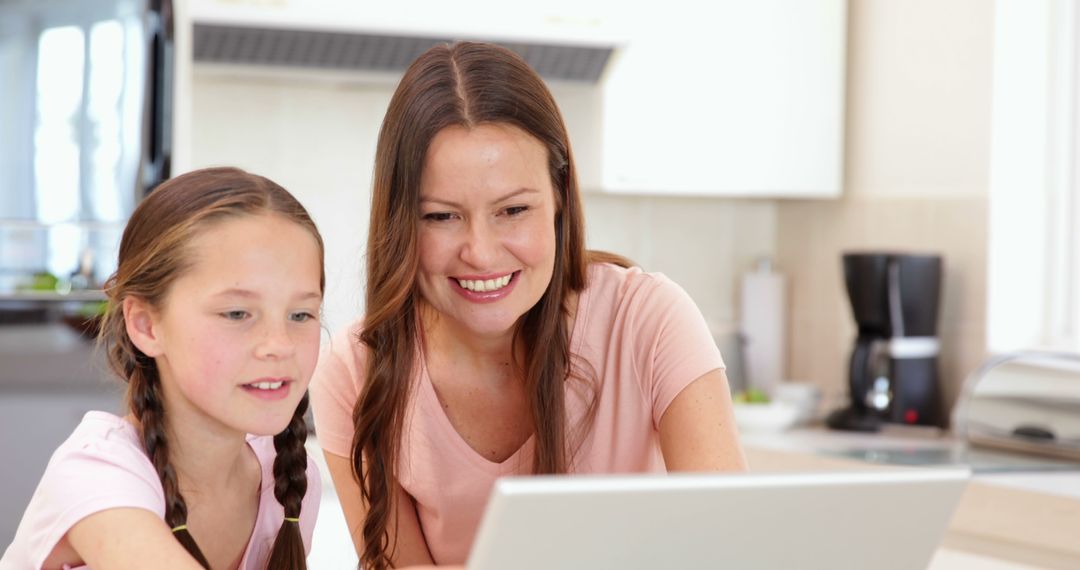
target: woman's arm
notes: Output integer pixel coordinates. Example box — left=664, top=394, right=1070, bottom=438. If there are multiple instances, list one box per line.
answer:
left=658, top=368, right=748, bottom=472
left=58, top=508, right=204, bottom=570
left=323, top=450, right=437, bottom=568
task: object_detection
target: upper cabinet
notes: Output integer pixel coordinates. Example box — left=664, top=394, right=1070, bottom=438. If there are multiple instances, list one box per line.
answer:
left=598, top=0, right=847, bottom=197
left=179, top=0, right=846, bottom=198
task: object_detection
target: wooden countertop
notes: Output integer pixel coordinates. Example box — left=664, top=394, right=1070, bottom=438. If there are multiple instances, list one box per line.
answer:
left=744, top=446, right=1080, bottom=570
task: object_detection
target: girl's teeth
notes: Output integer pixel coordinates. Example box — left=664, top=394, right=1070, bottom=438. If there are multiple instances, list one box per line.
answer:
left=251, top=381, right=284, bottom=390
left=456, top=274, right=512, bottom=292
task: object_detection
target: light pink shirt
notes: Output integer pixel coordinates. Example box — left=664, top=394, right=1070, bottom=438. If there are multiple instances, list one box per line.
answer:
left=1, top=411, right=321, bottom=570
left=310, top=263, right=725, bottom=565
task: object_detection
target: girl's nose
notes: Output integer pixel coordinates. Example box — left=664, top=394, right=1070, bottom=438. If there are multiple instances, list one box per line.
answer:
left=255, top=320, right=296, bottom=360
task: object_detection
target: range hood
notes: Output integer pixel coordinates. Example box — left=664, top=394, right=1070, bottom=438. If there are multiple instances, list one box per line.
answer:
left=189, top=0, right=621, bottom=82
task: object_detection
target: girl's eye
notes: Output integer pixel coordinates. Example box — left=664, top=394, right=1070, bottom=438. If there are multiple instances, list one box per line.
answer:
left=504, top=206, right=529, bottom=216
left=221, top=310, right=249, bottom=321
left=290, top=311, right=316, bottom=323
left=422, top=212, right=457, bottom=222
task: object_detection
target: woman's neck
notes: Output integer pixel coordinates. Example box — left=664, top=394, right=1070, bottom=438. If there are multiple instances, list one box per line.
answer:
left=419, top=304, right=520, bottom=373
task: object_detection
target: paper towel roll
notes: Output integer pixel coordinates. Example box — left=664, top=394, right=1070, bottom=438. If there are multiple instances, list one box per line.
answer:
left=740, top=262, right=786, bottom=396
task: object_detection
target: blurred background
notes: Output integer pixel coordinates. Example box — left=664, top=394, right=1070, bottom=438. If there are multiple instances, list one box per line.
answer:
left=2, top=0, right=1078, bottom=564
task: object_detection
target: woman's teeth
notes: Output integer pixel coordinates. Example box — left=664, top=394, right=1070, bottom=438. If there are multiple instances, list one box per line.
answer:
left=248, top=380, right=284, bottom=390
left=457, top=274, right=512, bottom=292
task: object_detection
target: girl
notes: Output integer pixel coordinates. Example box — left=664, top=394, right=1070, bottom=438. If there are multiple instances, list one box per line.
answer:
left=310, top=41, right=746, bottom=569
left=2, top=167, right=324, bottom=569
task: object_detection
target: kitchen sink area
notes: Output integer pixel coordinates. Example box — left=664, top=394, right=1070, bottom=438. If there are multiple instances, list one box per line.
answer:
left=826, top=444, right=1080, bottom=474
left=741, top=425, right=1080, bottom=507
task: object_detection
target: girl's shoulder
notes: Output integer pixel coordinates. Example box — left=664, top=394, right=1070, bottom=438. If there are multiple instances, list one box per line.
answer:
left=244, top=433, right=320, bottom=477
left=244, top=434, right=322, bottom=503
left=4, top=412, right=166, bottom=568
left=242, top=433, right=322, bottom=546
left=52, top=411, right=153, bottom=475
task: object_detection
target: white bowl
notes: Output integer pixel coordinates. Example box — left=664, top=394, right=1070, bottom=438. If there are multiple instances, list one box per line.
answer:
left=732, top=401, right=801, bottom=433
left=773, top=382, right=823, bottom=424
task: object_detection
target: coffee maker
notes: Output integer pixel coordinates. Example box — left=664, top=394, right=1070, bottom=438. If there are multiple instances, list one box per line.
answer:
left=826, top=253, right=943, bottom=432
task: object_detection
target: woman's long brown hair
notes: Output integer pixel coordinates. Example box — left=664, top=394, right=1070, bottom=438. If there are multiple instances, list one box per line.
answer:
left=353, top=41, right=631, bottom=569
left=97, top=167, right=324, bottom=569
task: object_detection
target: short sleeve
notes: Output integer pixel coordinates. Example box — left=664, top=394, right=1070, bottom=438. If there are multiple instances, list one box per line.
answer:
left=22, top=433, right=164, bottom=568
left=631, top=274, right=725, bottom=428
left=309, top=321, right=366, bottom=459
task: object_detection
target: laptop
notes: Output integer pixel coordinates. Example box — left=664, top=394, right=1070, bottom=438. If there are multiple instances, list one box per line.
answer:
left=467, top=468, right=970, bottom=570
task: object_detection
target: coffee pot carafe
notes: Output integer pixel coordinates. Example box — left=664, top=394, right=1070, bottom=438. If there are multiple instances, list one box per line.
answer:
left=826, top=252, right=943, bottom=432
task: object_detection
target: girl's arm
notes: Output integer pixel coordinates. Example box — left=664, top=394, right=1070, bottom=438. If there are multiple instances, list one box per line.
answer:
left=59, top=508, right=204, bottom=570
left=658, top=368, right=748, bottom=472
left=323, top=450, right=437, bottom=567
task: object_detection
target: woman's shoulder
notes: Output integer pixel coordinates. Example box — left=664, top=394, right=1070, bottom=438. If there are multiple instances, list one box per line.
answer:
left=315, top=318, right=370, bottom=381
left=584, top=261, right=684, bottom=311
left=324, top=318, right=368, bottom=357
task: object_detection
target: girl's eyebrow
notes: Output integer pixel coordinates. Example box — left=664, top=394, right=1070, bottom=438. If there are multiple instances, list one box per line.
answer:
left=212, top=288, right=321, bottom=301
left=212, top=288, right=258, bottom=299
left=420, top=187, right=538, bottom=207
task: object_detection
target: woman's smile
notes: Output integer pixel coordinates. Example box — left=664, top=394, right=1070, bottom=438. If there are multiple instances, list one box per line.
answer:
left=450, top=271, right=520, bottom=303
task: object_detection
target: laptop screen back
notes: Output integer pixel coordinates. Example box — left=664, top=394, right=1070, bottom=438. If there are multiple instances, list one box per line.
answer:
left=467, top=468, right=970, bottom=570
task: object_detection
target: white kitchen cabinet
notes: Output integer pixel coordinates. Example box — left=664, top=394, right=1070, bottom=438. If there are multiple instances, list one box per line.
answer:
left=599, top=0, right=847, bottom=197
left=175, top=1, right=846, bottom=198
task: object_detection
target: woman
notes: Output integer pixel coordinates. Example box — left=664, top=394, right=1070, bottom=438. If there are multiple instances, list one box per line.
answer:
left=310, top=41, right=746, bottom=570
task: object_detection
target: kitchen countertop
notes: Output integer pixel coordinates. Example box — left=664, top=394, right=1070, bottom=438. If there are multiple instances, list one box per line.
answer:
left=0, top=323, right=113, bottom=390
left=305, top=429, right=1078, bottom=569
left=742, top=427, right=1080, bottom=570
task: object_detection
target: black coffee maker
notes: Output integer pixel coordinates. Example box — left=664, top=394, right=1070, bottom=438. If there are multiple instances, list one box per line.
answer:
left=826, top=252, right=943, bottom=432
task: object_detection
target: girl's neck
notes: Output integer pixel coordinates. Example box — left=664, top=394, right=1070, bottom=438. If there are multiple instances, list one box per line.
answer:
left=168, top=415, right=255, bottom=493
left=126, top=406, right=255, bottom=493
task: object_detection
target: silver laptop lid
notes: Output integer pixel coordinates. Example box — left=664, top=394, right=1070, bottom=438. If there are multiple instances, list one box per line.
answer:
left=468, top=468, right=970, bottom=570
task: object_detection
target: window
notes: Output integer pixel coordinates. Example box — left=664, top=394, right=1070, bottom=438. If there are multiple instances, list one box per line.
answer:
left=0, top=0, right=145, bottom=282
left=987, top=0, right=1080, bottom=353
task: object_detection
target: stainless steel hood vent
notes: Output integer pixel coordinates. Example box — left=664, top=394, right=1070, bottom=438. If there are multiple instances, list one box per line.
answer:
left=192, top=24, right=613, bottom=82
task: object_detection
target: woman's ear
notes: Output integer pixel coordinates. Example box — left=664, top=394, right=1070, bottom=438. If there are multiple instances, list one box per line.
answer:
left=123, top=296, right=164, bottom=357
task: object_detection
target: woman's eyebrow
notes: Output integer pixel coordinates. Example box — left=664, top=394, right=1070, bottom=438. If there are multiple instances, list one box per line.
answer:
left=420, top=187, right=539, bottom=207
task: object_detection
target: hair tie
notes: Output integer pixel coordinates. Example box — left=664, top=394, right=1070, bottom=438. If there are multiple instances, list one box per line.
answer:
left=171, top=524, right=188, bottom=533
left=284, top=517, right=300, bottom=523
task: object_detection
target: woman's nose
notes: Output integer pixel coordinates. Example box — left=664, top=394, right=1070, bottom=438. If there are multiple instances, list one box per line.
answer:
left=460, top=219, right=499, bottom=268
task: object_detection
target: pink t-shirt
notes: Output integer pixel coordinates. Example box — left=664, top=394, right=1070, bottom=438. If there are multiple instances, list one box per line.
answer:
left=310, top=262, right=725, bottom=564
left=1, top=411, right=321, bottom=570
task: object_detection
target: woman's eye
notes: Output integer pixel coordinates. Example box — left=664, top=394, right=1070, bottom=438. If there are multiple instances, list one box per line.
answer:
left=221, top=310, right=249, bottom=321
left=423, top=212, right=456, bottom=222
left=290, top=311, right=316, bottom=323
left=504, top=206, right=529, bottom=216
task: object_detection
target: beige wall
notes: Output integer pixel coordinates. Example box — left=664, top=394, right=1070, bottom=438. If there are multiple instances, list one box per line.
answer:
left=188, top=72, right=776, bottom=338
left=778, top=0, right=994, bottom=417
left=188, top=0, right=995, bottom=417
